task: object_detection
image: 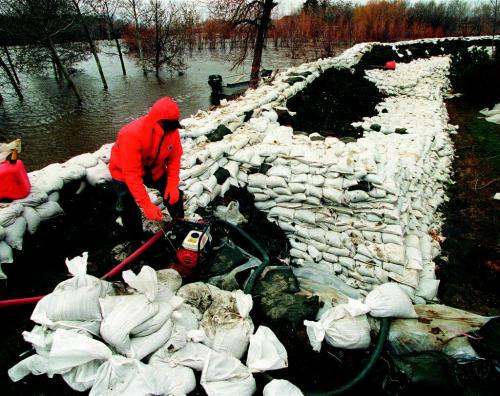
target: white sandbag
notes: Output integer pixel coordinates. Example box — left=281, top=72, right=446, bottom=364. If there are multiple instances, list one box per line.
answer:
left=415, top=278, right=440, bottom=301
left=30, top=170, right=64, bottom=194
left=201, top=175, right=218, bottom=192
left=128, top=319, right=174, bottom=360
left=345, top=190, right=370, bottom=203
left=200, top=350, right=256, bottom=396
left=148, top=360, right=197, bottom=396
left=35, top=201, right=64, bottom=221
left=263, top=379, right=304, bottom=396
left=48, top=191, right=59, bottom=202
left=304, top=304, right=371, bottom=351
left=23, top=206, right=41, bottom=234
left=248, top=173, right=267, bottom=189
left=294, top=210, right=316, bottom=225
left=164, top=304, right=201, bottom=352
left=67, top=153, right=98, bottom=168
left=86, top=161, right=111, bottom=186
left=364, top=283, right=417, bottom=318
left=269, top=206, right=294, bottom=219
left=5, top=217, right=26, bottom=250
left=0, top=203, right=24, bottom=227
left=89, top=355, right=165, bottom=396
left=246, top=326, right=288, bottom=373
left=14, top=191, right=48, bottom=207
left=267, top=175, right=288, bottom=189
left=0, top=240, right=13, bottom=264
left=164, top=341, right=213, bottom=371
left=59, top=163, right=87, bottom=182
left=31, top=252, right=113, bottom=325
left=267, top=165, right=291, bottom=179
left=323, top=188, right=343, bottom=204
left=224, top=161, right=240, bottom=178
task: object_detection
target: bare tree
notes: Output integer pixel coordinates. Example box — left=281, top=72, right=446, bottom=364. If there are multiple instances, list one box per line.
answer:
left=0, top=53, right=23, bottom=101
left=0, top=0, right=84, bottom=104
left=123, top=0, right=147, bottom=75
left=91, top=0, right=127, bottom=75
left=491, top=0, right=499, bottom=55
left=71, top=0, right=108, bottom=90
left=145, top=0, right=188, bottom=78
left=211, top=0, right=278, bottom=88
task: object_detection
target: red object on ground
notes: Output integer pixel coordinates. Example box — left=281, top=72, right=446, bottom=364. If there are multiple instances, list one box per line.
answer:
left=0, top=229, right=164, bottom=309
left=385, top=60, right=396, bottom=70
left=169, top=262, right=193, bottom=278
left=0, top=160, right=31, bottom=200
left=176, top=248, right=199, bottom=269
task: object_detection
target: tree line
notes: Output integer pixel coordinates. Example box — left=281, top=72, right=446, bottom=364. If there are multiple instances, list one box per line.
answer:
left=0, top=0, right=498, bottom=105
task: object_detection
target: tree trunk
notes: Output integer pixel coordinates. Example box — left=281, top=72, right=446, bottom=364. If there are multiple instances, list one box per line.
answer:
left=3, top=46, right=20, bottom=85
left=249, top=0, right=275, bottom=89
left=115, top=37, right=127, bottom=76
left=72, top=0, right=108, bottom=90
left=0, top=55, right=23, bottom=101
left=51, top=56, right=59, bottom=80
left=47, top=36, right=82, bottom=104
left=154, top=3, right=160, bottom=78
left=132, top=2, right=147, bottom=76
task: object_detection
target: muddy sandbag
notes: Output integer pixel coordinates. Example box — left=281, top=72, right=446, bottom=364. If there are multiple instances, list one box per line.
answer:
left=0, top=203, right=23, bottom=227
left=4, top=216, right=26, bottom=250
left=390, top=351, right=460, bottom=392
left=372, top=304, right=491, bottom=356
left=0, top=240, right=13, bottom=264
left=254, top=267, right=320, bottom=326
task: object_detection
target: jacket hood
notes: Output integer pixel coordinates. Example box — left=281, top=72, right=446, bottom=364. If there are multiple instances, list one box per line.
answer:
left=146, top=97, right=180, bottom=129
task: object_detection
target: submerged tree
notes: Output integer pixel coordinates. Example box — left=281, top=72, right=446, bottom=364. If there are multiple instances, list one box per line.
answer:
left=211, top=0, right=278, bottom=88
left=71, top=0, right=108, bottom=90
left=0, top=0, right=87, bottom=104
left=91, top=0, right=127, bottom=75
left=145, top=0, right=189, bottom=78
left=123, top=0, right=147, bottom=75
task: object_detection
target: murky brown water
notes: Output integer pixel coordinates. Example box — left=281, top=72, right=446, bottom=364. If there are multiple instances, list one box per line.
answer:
left=0, top=42, right=311, bottom=171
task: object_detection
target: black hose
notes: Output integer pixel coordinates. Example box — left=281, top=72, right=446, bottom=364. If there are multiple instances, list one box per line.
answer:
left=212, top=219, right=270, bottom=295
left=305, top=317, right=392, bottom=396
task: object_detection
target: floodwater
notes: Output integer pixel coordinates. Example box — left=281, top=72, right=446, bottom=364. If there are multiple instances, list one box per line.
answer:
left=0, top=42, right=312, bottom=171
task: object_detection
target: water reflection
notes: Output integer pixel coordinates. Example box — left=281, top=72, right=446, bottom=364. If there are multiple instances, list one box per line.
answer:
left=0, top=43, right=311, bottom=171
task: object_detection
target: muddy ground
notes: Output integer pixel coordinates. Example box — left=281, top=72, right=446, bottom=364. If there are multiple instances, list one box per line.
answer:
left=1, top=38, right=500, bottom=395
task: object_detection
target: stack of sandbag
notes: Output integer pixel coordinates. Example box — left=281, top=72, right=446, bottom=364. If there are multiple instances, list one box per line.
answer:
left=178, top=56, right=453, bottom=304
left=9, top=253, right=291, bottom=395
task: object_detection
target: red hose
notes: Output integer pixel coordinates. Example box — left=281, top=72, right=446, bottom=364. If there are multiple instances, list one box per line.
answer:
left=0, top=229, right=164, bottom=309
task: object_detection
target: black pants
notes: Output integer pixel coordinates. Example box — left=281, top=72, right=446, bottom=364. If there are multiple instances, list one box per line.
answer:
left=112, top=175, right=184, bottom=241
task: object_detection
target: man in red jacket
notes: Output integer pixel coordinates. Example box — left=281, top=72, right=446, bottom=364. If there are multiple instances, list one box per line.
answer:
left=109, top=96, right=184, bottom=242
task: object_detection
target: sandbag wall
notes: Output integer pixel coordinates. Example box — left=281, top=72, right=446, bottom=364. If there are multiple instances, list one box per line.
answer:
left=179, top=56, right=455, bottom=303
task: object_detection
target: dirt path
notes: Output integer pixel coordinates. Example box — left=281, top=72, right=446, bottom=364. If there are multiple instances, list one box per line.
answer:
left=438, top=98, right=500, bottom=315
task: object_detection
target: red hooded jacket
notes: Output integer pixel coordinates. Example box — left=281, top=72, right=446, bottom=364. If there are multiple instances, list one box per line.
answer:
left=109, top=97, right=183, bottom=209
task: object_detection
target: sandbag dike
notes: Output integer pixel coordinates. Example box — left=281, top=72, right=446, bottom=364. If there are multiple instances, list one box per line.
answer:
left=0, top=37, right=494, bottom=394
